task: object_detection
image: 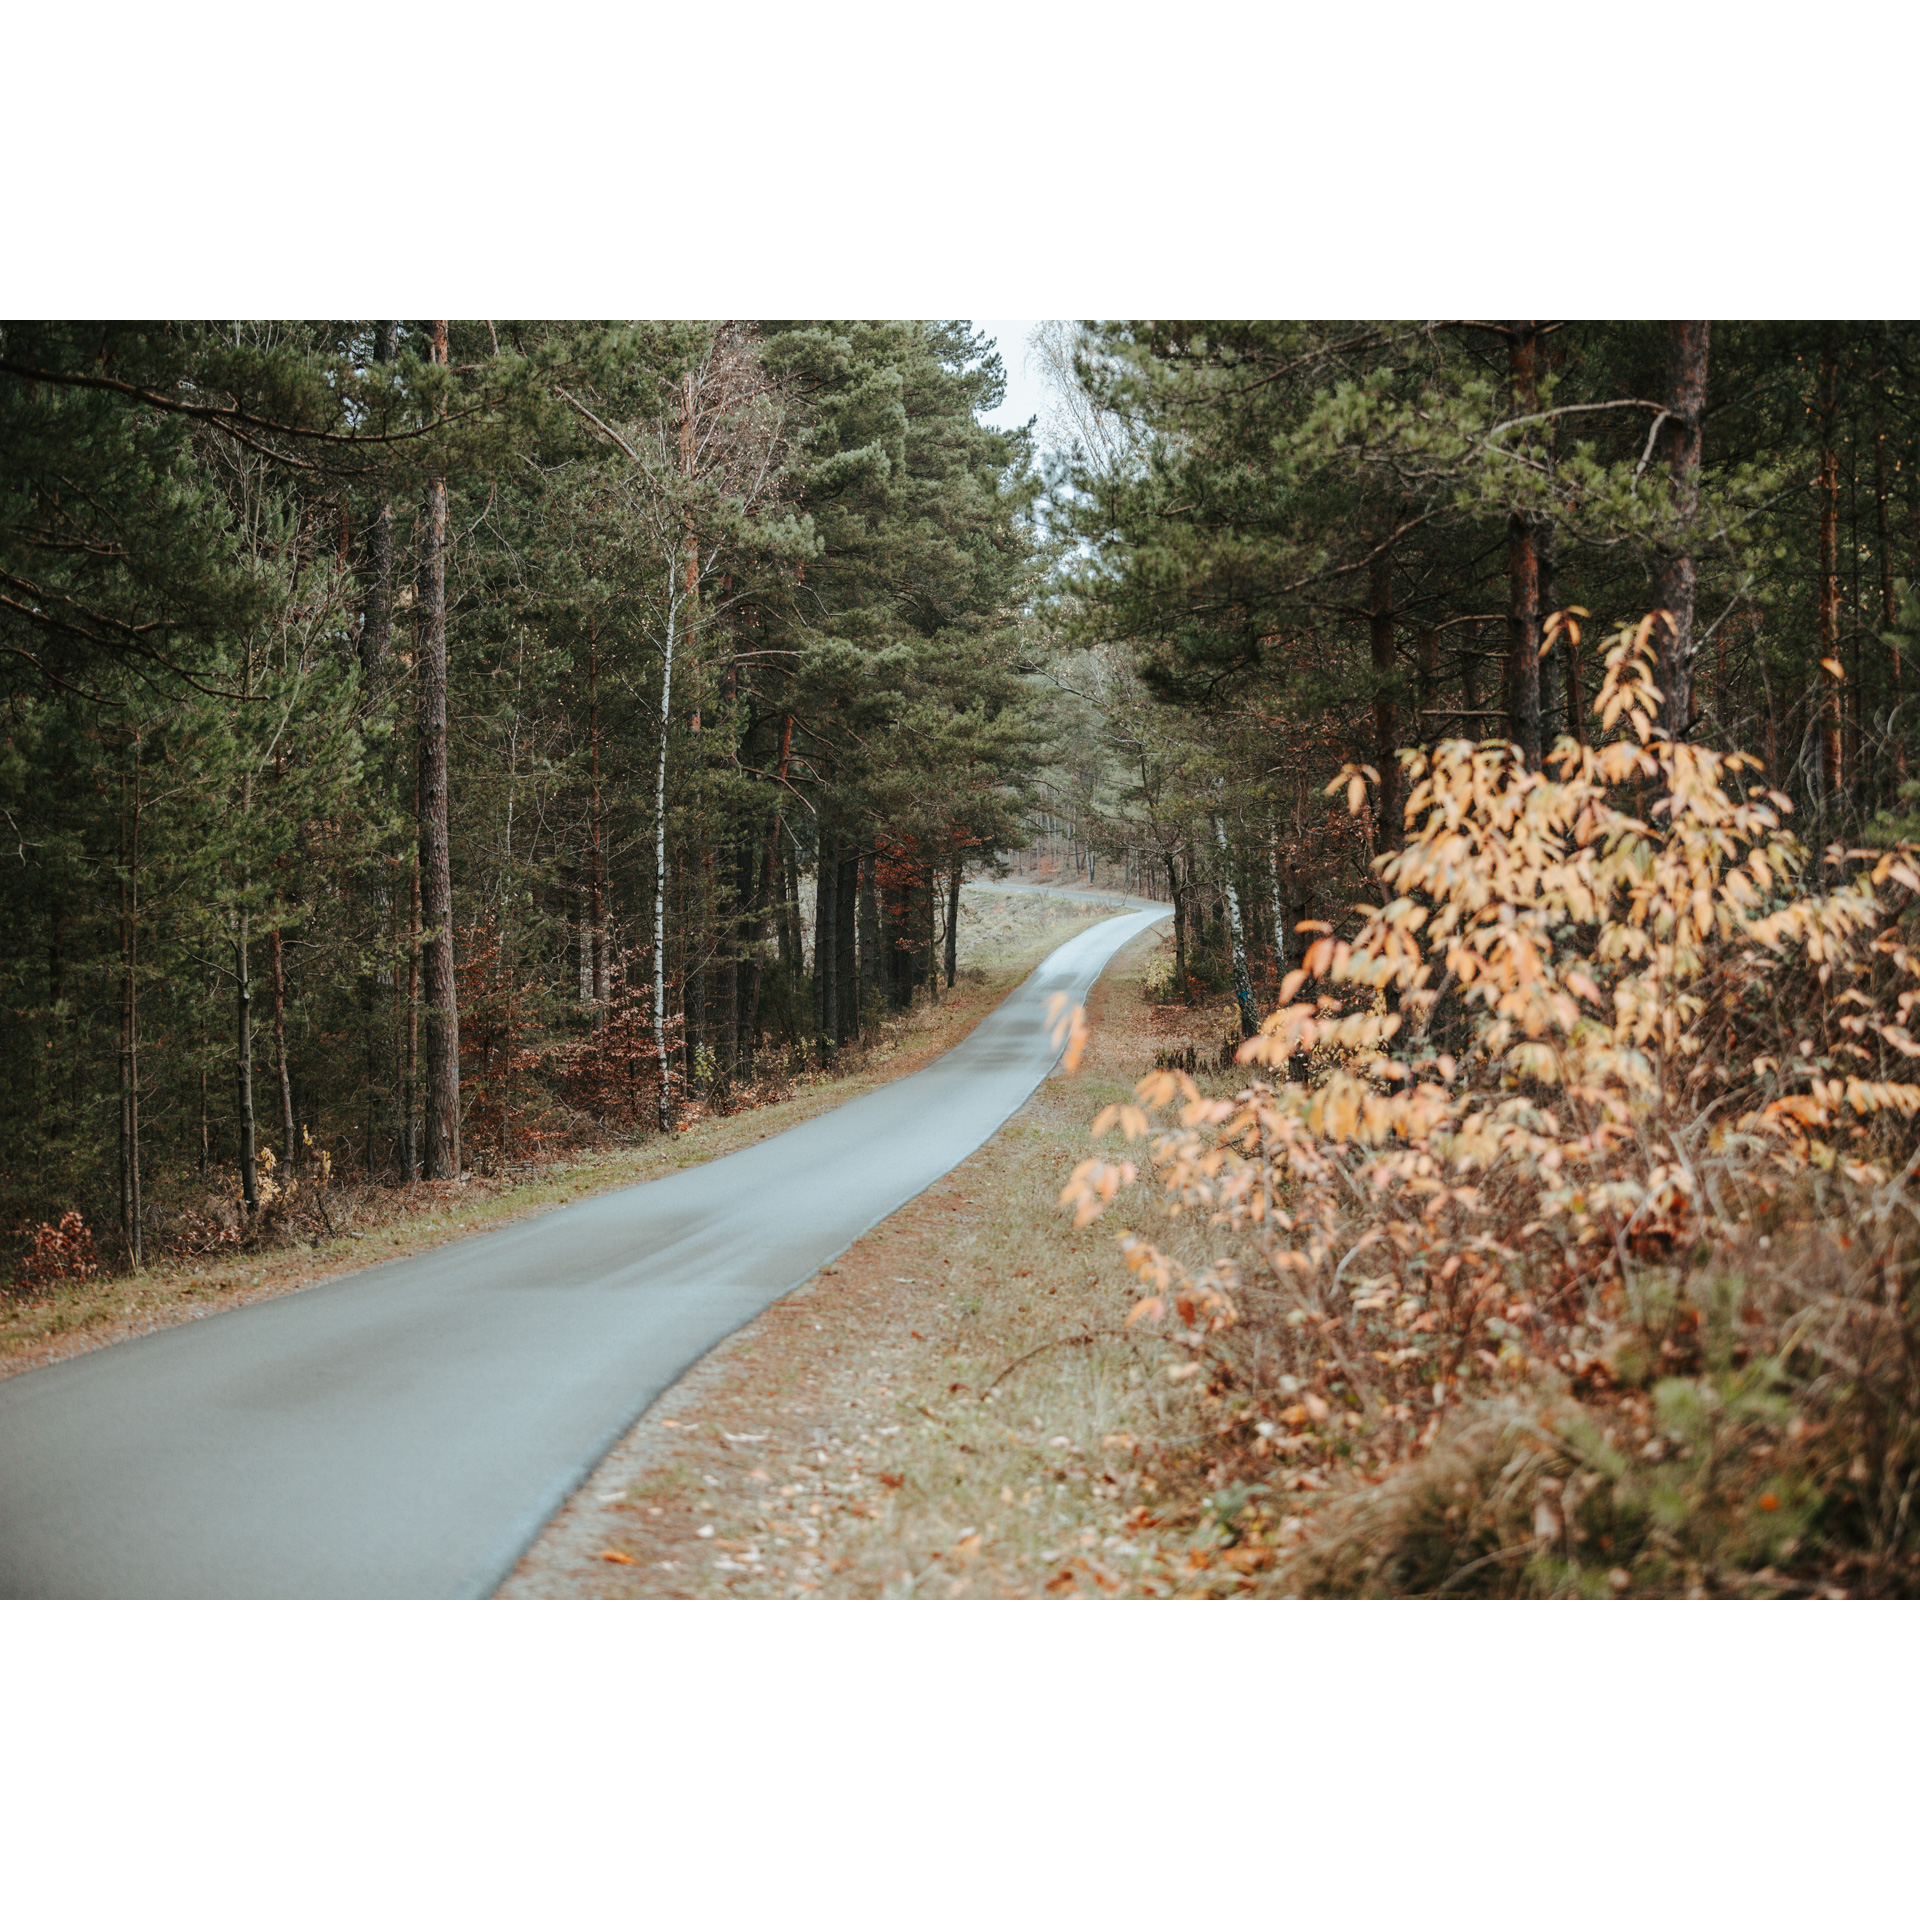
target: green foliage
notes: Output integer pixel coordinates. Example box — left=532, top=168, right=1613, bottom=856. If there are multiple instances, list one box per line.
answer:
left=0, top=318, right=1044, bottom=1267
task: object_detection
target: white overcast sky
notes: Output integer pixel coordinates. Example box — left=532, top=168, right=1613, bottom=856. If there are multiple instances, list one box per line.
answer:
left=972, top=318, right=1053, bottom=440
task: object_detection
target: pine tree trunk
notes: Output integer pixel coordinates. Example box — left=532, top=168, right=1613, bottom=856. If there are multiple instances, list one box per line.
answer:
left=236, top=905, right=258, bottom=1214
left=778, top=843, right=797, bottom=981
left=741, top=832, right=773, bottom=1066
left=1506, top=521, right=1541, bottom=764
left=272, top=912, right=294, bottom=1173
left=199, top=960, right=211, bottom=1181
left=687, top=834, right=709, bottom=1086
left=1538, top=339, right=1565, bottom=747
left=815, top=831, right=837, bottom=1048
left=681, top=851, right=699, bottom=1094
left=720, top=842, right=744, bottom=1077
left=1848, top=421, right=1862, bottom=799
left=923, top=865, right=939, bottom=1006
left=1876, top=391, right=1904, bottom=785
left=1539, top=520, right=1562, bottom=746
left=944, top=858, right=962, bottom=988
left=405, top=839, right=420, bottom=1180
left=589, top=615, right=607, bottom=1030
left=362, top=944, right=379, bottom=1179
left=47, top=903, right=67, bottom=1166
left=417, top=321, right=459, bottom=1179
left=1506, top=323, right=1543, bottom=768
left=1819, top=335, right=1844, bottom=810
left=118, top=753, right=142, bottom=1268
left=881, top=858, right=910, bottom=1011
left=835, top=842, right=858, bottom=1044
left=1369, top=542, right=1401, bottom=849
left=745, top=713, right=795, bottom=1064
left=1655, top=322, right=1711, bottom=736
left=859, top=837, right=880, bottom=1016
left=1167, top=854, right=1191, bottom=1003
left=653, top=561, right=676, bottom=1132
left=358, top=322, right=400, bottom=688
left=1416, top=628, right=1438, bottom=750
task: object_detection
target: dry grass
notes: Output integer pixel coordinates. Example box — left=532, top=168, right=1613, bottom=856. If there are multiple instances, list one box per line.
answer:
left=1253, top=1204, right=1920, bottom=1599
left=1, top=886, right=1119, bottom=1382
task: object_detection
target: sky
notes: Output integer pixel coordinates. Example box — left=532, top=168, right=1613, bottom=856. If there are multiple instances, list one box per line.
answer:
left=973, top=318, right=1051, bottom=440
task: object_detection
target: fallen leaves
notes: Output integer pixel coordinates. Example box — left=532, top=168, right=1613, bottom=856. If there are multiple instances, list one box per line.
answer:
left=1044, top=1556, right=1119, bottom=1595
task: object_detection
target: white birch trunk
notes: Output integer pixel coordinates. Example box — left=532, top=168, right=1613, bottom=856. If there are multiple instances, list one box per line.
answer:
left=654, top=557, right=678, bottom=1132
left=1266, top=823, right=1288, bottom=984
left=1212, top=811, right=1258, bottom=1039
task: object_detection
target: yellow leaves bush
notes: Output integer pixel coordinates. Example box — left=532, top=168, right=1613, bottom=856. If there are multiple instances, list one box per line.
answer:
left=1061, top=612, right=1920, bottom=1540
left=1045, top=993, right=1092, bottom=1075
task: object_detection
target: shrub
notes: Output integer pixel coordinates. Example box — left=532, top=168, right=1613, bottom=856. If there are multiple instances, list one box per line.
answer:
left=1064, top=613, right=1920, bottom=1596
left=13, top=1211, right=99, bottom=1290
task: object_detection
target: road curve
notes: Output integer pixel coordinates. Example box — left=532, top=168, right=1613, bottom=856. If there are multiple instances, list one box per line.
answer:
left=0, top=903, right=1167, bottom=1598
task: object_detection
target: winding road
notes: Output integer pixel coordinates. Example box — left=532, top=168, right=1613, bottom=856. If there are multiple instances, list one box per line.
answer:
left=0, top=893, right=1167, bottom=1598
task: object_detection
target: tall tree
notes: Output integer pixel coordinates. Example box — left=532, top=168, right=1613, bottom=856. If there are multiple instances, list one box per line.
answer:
left=1654, top=321, right=1711, bottom=734
left=418, top=321, right=460, bottom=1179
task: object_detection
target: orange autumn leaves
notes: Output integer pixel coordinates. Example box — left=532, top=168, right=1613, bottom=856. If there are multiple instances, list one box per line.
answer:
left=1063, top=611, right=1920, bottom=1381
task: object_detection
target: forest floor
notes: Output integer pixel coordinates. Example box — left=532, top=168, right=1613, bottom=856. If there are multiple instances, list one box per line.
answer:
left=0, top=886, right=1121, bottom=1383
left=499, top=916, right=1254, bottom=1600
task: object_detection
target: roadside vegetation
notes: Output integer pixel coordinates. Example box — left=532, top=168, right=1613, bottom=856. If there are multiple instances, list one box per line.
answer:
left=1, top=887, right=1113, bottom=1380
left=1059, top=619, right=1920, bottom=1598
left=534, top=620, right=1920, bottom=1601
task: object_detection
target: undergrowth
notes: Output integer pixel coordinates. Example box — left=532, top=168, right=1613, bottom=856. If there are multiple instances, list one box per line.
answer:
left=1065, top=614, right=1920, bottom=1597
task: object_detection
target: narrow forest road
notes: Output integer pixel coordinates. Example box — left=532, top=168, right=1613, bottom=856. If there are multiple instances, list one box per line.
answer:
left=0, top=899, right=1167, bottom=1598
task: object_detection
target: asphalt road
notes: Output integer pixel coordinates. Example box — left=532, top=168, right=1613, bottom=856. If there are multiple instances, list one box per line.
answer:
left=0, top=899, right=1167, bottom=1598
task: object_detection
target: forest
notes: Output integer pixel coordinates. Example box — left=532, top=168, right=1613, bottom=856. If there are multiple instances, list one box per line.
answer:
left=0, top=320, right=1043, bottom=1268
left=1033, top=321, right=1920, bottom=1008
left=1039, top=321, right=1920, bottom=1598
left=10, top=317, right=1920, bottom=1595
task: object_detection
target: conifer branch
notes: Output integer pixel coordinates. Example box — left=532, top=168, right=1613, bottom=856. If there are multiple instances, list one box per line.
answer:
left=0, top=360, right=479, bottom=467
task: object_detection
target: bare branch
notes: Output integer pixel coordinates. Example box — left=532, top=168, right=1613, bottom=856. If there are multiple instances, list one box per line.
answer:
left=553, top=386, right=643, bottom=464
